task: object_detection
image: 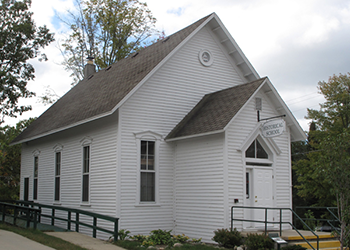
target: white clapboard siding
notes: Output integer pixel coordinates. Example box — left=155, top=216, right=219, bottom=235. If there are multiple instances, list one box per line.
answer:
left=20, top=114, right=119, bottom=239
left=226, top=89, right=292, bottom=230
left=118, top=27, right=245, bottom=236
left=174, top=133, right=225, bottom=242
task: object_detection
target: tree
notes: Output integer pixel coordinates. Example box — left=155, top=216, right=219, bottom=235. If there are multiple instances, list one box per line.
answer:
left=0, top=0, right=54, bottom=123
left=60, top=0, right=157, bottom=85
left=303, top=73, right=350, bottom=249
left=0, top=118, right=35, bottom=200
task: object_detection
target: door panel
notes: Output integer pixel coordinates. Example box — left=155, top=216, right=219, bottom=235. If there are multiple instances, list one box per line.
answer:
left=253, top=168, right=274, bottom=226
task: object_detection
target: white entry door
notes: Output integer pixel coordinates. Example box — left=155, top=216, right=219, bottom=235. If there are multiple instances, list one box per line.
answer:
left=253, top=168, right=274, bottom=227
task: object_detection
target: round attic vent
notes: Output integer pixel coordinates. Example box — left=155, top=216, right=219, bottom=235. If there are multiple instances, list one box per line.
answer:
left=199, top=49, right=213, bottom=66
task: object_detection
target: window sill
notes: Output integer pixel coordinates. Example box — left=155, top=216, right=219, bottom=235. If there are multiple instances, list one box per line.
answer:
left=53, top=202, right=61, bottom=206
left=80, top=203, right=91, bottom=207
left=135, top=203, right=161, bottom=207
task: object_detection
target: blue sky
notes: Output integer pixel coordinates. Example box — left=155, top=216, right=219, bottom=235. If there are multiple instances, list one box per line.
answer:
left=7, top=0, right=350, bottom=132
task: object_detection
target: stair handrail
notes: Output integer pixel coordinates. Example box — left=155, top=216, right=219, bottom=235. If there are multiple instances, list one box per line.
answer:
left=231, top=206, right=319, bottom=250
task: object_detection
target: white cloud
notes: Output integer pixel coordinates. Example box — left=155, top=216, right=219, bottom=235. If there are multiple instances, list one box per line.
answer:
left=6, top=0, right=350, bottom=132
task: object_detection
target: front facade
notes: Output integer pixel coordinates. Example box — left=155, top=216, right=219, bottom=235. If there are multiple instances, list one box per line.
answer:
left=14, top=13, right=305, bottom=242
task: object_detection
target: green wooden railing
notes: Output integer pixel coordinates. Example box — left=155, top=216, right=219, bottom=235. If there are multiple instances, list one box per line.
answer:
left=231, top=206, right=319, bottom=250
left=0, top=201, right=41, bottom=229
left=14, top=201, right=119, bottom=241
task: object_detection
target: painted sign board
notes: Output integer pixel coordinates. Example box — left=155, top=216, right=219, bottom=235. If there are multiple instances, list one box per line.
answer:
left=261, top=119, right=285, bottom=138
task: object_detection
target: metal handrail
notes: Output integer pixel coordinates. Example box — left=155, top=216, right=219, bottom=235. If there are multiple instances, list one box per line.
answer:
left=0, top=202, right=41, bottom=229
left=295, top=206, right=340, bottom=235
left=231, top=206, right=319, bottom=250
left=15, top=200, right=119, bottom=241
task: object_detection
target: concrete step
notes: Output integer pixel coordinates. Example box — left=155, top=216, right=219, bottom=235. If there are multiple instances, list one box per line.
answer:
left=289, top=240, right=340, bottom=249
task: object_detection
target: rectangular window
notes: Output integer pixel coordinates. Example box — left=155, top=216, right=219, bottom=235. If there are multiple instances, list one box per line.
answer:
left=82, top=146, right=90, bottom=202
left=55, top=152, right=61, bottom=201
left=140, top=141, right=155, bottom=202
left=33, top=156, right=38, bottom=200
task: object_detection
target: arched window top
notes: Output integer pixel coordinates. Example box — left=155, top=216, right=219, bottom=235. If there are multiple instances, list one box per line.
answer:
left=245, top=139, right=268, bottom=159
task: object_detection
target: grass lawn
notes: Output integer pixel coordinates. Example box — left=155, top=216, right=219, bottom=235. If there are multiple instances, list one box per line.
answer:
left=115, top=240, right=221, bottom=250
left=0, top=222, right=88, bottom=250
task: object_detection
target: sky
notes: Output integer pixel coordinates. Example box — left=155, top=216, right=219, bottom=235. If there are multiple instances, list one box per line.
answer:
left=6, top=0, right=350, bottom=132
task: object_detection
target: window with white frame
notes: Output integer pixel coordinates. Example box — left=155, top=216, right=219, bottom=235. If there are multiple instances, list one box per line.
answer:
left=82, top=146, right=90, bottom=202
left=245, top=139, right=268, bottom=159
left=140, top=141, right=155, bottom=202
left=55, top=152, right=61, bottom=201
left=134, top=131, right=161, bottom=204
left=33, top=156, right=38, bottom=200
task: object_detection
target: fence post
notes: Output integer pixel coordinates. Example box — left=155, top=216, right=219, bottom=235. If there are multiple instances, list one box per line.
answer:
left=51, top=209, right=55, bottom=225
left=33, top=210, right=38, bottom=229
left=2, top=204, right=5, bottom=222
left=26, top=208, right=30, bottom=228
left=68, top=211, right=71, bottom=230
left=93, top=217, right=97, bottom=238
left=114, top=219, right=118, bottom=241
left=76, top=213, right=79, bottom=232
left=14, top=207, right=17, bottom=226
left=280, top=209, right=282, bottom=236
left=265, top=208, right=268, bottom=235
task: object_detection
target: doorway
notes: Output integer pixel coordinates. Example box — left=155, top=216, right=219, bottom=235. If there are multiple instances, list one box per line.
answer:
left=245, top=167, right=274, bottom=229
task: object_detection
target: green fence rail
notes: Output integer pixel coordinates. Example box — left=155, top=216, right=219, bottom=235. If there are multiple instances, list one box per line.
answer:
left=295, top=206, right=340, bottom=235
left=14, top=200, right=119, bottom=241
left=231, top=206, right=319, bottom=250
left=0, top=201, right=41, bottom=229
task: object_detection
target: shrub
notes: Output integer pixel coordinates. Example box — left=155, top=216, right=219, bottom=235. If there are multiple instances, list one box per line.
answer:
left=282, top=245, right=307, bottom=250
left=118, top=229, right=131, bottom=240
left=149, top=229, right=173, bottom=245
left=212, top=228, right=243, bottom=248
left=244, top=233, right=274, bottom=250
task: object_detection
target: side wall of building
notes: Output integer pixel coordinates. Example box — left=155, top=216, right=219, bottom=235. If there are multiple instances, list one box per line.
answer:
left=173, top=133, right=226, bottom=242
left=117, top=26, right=245, bottom=236
left=20, top=113, right=119, bottom=238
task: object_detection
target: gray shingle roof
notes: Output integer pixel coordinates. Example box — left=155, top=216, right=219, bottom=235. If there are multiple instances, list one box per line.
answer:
left=12, top=14, right=212, bottom=144
left=166, top=78, right=267, bottom=140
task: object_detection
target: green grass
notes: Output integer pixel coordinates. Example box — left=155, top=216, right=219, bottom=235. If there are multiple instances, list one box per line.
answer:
left=115, top=240, right=220, bottom=250
left=0, top=222, right=88, bottom=250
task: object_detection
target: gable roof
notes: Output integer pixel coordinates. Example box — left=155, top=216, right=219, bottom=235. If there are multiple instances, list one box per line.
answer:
left=166, top=78, right=266, bottom=140
left=166, top=77, right=306, bottom=142
left=12, top=14, right=215, bottom=145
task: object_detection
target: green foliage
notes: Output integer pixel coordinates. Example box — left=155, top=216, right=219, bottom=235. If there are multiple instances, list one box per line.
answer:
left=60, top=0, right=157, bottom=85
left=0, top=0, right=54, bottom=123
left=298, top=72, right=350, bottom=249
left=244, top=233, right=274, bottom=250
left=118, top=229, right=131, bottom=240
left=0, top=118, right=35, bottom=200
left=127, top=230, right=202, bottom=248
left=212, top=228, right=243, bottom=248
left=130, top=234, right=147, bottom=242
left=303, top=210, right=317, bottom=231
left=282, top=245, right=307, bottom=250
left=173, top=234, right=190, bottom=243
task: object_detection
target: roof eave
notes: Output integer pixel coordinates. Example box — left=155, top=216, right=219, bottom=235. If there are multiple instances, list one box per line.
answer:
left=165, top=129, right=225, bottom=142
left=10, top=110, right=115, bottom=145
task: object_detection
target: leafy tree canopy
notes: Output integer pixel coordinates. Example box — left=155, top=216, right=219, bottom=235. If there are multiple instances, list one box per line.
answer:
left=0, top=0, right=54, bottom=123
left=295, top=73, right=350, bottom=248
left=60, top=0, right=157, bottom=85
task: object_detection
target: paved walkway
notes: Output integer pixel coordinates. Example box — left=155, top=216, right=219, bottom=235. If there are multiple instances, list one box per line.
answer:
left=0, top=229, right=55, bottom=250
left=46, top=231, right=126, bottom=250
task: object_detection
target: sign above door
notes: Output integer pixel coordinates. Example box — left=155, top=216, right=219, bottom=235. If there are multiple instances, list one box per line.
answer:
left=261, top=119, right=285, bottom=138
